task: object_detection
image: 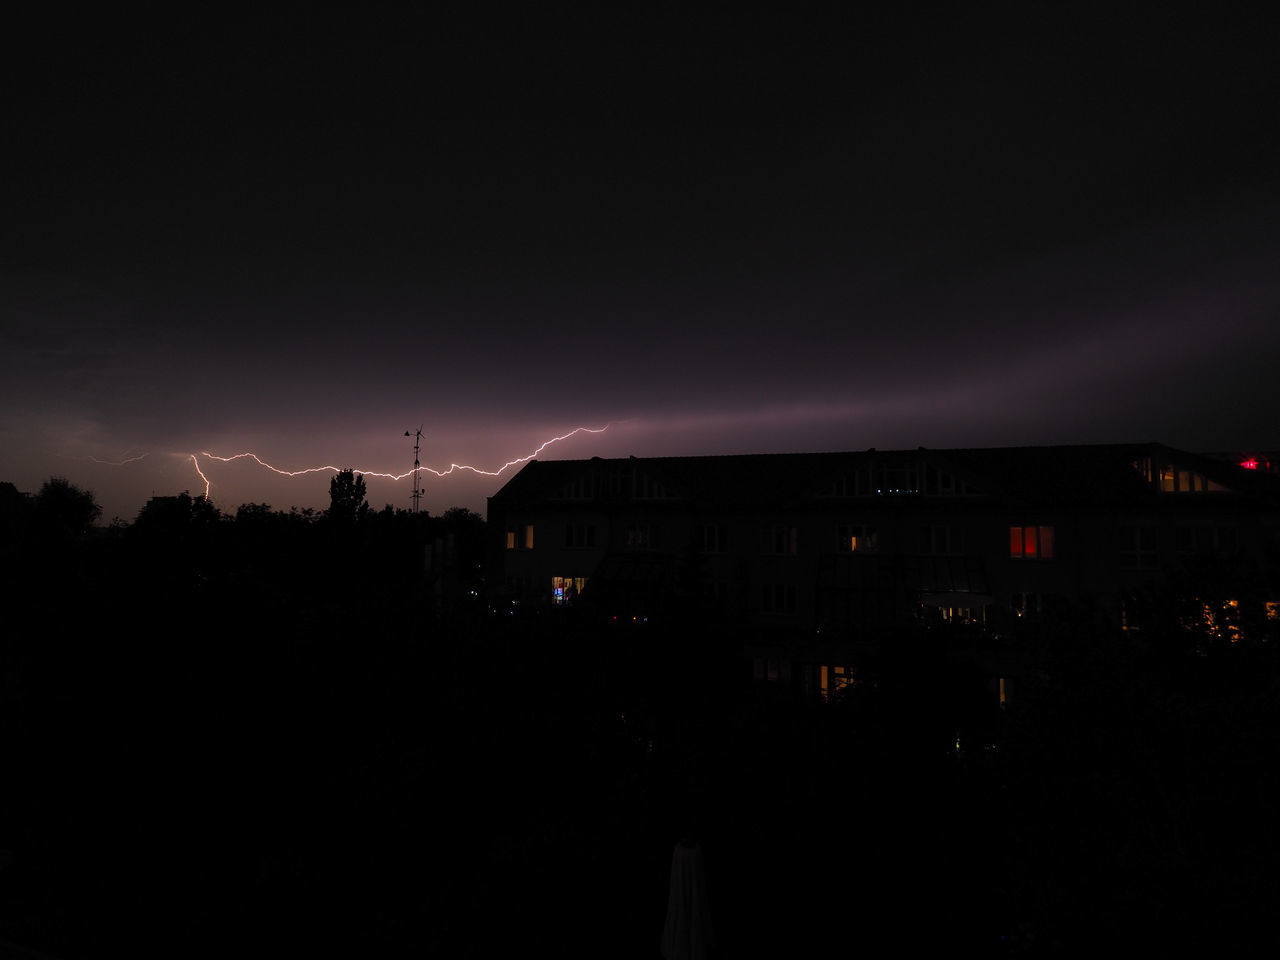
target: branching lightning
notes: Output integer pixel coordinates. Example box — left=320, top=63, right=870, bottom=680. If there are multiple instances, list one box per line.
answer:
left=191, top=424, right=609, bottom=500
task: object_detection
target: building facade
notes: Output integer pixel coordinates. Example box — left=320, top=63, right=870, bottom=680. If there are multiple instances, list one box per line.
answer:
left=487, top=444, right=1280, bottom=693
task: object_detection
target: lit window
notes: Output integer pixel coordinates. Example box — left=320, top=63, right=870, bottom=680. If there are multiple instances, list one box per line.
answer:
left=837, top=524, right=877, bottom=552
left=551, top=576, right=586, bottom=605
left=818, top=664, right=854, bottom=699
left=1158, top=465, right=1220, bottom=493
left=1010, top=526, right=1054, bottom=559
left=505, top=531, right=516, bottom=550
left=523, top=525, right=535, bottom=550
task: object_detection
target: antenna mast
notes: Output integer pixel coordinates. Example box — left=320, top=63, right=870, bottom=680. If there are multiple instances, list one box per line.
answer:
left=405, top=426, right=424, bottom=513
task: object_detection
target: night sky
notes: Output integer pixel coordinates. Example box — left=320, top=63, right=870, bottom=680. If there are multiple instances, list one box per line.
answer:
left=4, top=5, right=1276, bottom=521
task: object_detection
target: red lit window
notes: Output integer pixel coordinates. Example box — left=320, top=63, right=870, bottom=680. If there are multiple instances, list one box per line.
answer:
left=1010, top=526, right=1054, bottom=559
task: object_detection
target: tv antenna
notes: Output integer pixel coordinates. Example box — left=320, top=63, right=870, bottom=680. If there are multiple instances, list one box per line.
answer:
left=405, top=426, right=425, bottom=513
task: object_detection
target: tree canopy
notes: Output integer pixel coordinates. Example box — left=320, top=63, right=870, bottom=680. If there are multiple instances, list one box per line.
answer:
left=36, top=476, right=101, bottom=536
left=328, top=469, right=368, bottom=524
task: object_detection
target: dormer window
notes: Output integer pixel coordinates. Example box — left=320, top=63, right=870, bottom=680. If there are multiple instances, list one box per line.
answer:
left=635, top=474, right=667, bottom=499
left=558, top=475, right=593, bottom=499
left=1158, top=467, right=1221, bottom=493
left=923, top=465, right=970, bottom=496
left=876, top=463, right=919, bottom=496
left=1134, top=457, right=1226, bottom=493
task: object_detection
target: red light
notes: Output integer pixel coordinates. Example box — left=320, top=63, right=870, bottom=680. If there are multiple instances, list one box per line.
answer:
left=1241, top=458, right=1259, bottom=470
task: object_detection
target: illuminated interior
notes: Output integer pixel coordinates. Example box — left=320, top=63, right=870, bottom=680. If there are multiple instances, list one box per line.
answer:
left=1010, top=525, right=1054, bottom=559
left=551, top=576, right=586, bottom=604
left=819, top=664, right=854, bottom=699
left=837, top=524, right=878, bottom=552
left=1136, top=457, right=1228, bottom=492
left=1159, top=466, right=1224, bottom=493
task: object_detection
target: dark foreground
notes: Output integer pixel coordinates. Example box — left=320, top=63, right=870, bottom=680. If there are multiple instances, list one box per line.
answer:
left=4, top=526, right=1280, bottom=955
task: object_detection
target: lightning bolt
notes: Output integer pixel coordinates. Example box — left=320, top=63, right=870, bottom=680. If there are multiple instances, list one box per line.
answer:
left=191, top=424, right=609, bottom=499
left=88, top=452, right=149, bottom=466
left=190, top=455, right=211, bottom=498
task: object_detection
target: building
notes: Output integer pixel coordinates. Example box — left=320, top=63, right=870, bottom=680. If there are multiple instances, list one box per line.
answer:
left=487, top=443, right=1280, bottom=694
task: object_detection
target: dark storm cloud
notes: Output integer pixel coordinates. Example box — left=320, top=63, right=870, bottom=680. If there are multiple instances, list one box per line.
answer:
left=2, top=5, right=1276, bottom=518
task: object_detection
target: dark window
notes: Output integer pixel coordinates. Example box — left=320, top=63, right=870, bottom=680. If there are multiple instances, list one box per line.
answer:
left=1119, top=525, right=1157, bottom=569
left=700, top=523, right=728, bottom=553
left=761, top=583, right=797, bottom=614
left=761, top=526, right=798, bottom=555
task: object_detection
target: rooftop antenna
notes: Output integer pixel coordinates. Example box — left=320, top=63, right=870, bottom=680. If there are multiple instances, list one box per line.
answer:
left=405, top=426, right=424, bottom=513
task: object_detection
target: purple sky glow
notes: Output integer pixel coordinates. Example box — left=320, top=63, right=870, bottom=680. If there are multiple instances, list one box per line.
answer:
left=3, top=7, right=1276, bottom=522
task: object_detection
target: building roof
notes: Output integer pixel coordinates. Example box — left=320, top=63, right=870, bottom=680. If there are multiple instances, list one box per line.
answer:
left=489, top=442, right=1280, bottom=511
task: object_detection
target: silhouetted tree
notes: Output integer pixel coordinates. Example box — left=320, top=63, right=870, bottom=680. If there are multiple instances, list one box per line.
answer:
left=440, top=506, right=479, bottom=525
left=36, top=476, right=101, bottom=537
left=328, top=469, right=368, bottom=524
left=290, top=505, right=320, bottom=523
left=235, top=501, right=276, bottom=525
left=438, top=506, right=486, bottom=587
left=0, top=480, right=31, bottom=543
left=133, top=491, right=221, bottom=533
